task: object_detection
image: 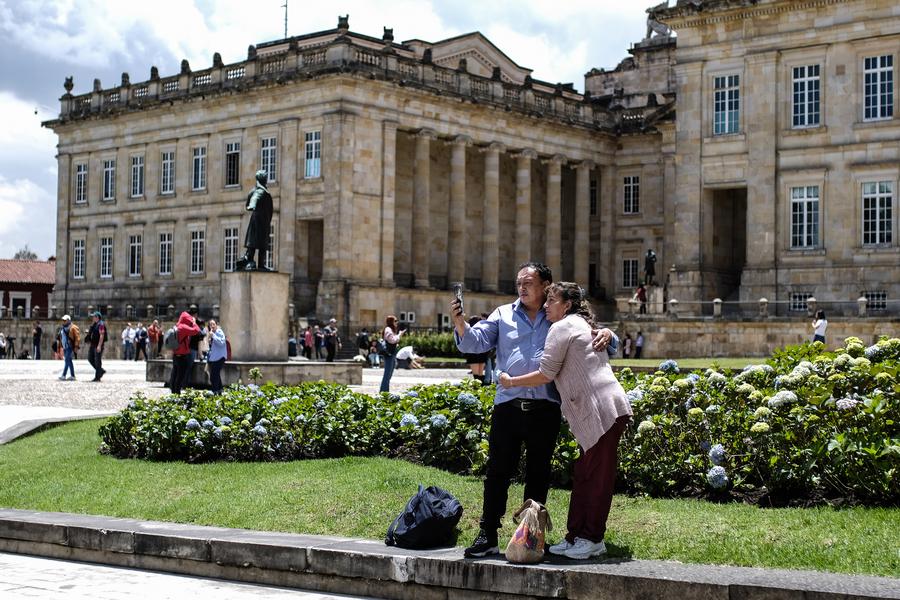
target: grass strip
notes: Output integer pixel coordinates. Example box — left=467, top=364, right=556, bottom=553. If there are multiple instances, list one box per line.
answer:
left=0, top=419, right=896, bottom=577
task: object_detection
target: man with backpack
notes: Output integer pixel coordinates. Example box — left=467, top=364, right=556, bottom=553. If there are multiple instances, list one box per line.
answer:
left=87, top=311, right=107, bottom=382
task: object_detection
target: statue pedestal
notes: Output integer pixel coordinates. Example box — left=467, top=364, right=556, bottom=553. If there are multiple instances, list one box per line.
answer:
left=648, top=286, right=665, bottom=314
left=220, top=271, right=289, bottom=361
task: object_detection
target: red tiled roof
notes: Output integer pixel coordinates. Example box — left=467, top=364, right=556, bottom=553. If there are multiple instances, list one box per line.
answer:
left=0, top=259, right=56, bottom=285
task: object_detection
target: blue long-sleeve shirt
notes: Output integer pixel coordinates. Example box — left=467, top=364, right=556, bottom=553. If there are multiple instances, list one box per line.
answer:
left=455, top=300, right=618, bottom=405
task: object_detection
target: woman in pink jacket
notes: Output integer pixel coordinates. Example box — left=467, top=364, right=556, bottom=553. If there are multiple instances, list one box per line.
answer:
left=500, top=282, right=632, bottom=560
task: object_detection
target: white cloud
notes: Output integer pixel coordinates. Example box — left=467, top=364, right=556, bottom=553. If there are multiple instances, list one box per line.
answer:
left=0, top=174, right=54, bottom=259
left=0, top=91, right=57, bottom=155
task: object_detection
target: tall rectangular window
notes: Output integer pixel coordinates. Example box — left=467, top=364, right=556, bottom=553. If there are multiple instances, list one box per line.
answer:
left=790, top=185, right=820, bottom=248
left=72, top=239, right=85, bottom=279
left=623, top=259, right=639, bottom=289
left=192, top=146, right=207, bottom=191
left=223, top=226, right=238, bottom=272
left=158, top=232, right=173, bottom=276
left=589, top=178, right=598, bottom=216
left=130, top=155, right=144, bottom=198
left=792, top=65, right=820, bottom=128
left=864, top=55, right=893, bottom=121
left=260, top=137, right=277, bottom=182
left=160, top=151, right=175, bottom=194
left=623, top=176, right=640, bottom=214
left=305, top=131, right=321, bottom=178
left=225, top=141, right=241, bottom=187
left=862, top=181, right=893, bottom=246
left=99, top=236, right=113, bottom=279
left=190, top=229, right=205, bottom=274
left=128, top=234, right=142, bottom=276
left=75, top=163, right=87, bottom=204
left=713, top=74, right=740, bottom=135
left=102, top=159, right=116, bottom=201
left=265, top=223, right=276, bottom=270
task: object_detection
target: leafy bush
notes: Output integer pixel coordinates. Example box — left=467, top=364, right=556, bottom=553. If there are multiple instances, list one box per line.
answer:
left=400, top=331, right=460, bottom=357
left=100, top=337, right=899, bottom=507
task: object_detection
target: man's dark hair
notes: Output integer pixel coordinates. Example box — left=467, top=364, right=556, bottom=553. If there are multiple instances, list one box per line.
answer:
left=516, top=261, right=552, bottom=283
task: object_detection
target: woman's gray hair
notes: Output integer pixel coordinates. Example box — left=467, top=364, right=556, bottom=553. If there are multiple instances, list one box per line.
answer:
left=548, top=282, right=597, bottom=328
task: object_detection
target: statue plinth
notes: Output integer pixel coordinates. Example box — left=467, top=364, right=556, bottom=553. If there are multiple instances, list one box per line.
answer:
left=220, top=271, right=289, bottom=361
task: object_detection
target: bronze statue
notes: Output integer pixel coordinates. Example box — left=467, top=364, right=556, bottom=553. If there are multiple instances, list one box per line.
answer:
left=236, top=170, right=274, bottom=271
left=644, top=249, right=657, bottom=286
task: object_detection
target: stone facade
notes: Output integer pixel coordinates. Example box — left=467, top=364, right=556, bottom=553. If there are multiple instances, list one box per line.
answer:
left=43, top=1, right=900, bottom=332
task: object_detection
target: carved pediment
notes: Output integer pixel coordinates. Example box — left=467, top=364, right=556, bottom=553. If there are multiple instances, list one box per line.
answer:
left=410, top=32, right=532, bottom=85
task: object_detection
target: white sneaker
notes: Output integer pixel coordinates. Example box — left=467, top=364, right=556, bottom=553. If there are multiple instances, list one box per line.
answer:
left=58, top=376, right=66, bottom=381
left=563, top=537, right=606, bottom=560
left=68, top=376, right=76, bottom=380
left=548, top=539, right=573, bottom=555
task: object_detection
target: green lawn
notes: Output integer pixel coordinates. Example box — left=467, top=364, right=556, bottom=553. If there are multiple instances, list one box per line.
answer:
left=1, top=419, right=897, bottom=577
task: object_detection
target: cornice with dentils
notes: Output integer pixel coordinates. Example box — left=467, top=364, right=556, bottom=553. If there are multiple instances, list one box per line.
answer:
left=654, top=0, right=849, bottom=30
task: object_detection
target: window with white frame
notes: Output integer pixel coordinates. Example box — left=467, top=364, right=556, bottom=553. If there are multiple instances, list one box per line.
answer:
left=792, top=65, right=820, bottom=128
left=192, top=146, right=207, bottom=191
left=863, top=290, right=887, bottom=311
left=790, top=185, right=820, bottom=248
left=128, top=234, right=142, bottom=276
left=713, top=74, right=740, bottom=135
left=862, top=181, right=893, bottom=246
left=789, top=292, right=812, bottom=312
left=130, top=155, right=144, bottom=198
left=102, top=159, right=116, bottom=201
left=190, top=229, right=205, bottom=274
left=72, top=239, right=85, bottom=279
left=75, top=163, right=87, bottom=204
left=304, top=131, right=321, bottom=178
left=99, top=236, right=113, bottom=279
left=260, top=136, right=277, bottom=182
left=160, top=151, right=175, bottom=194
left=265, top=222, right=276, bottom=270
left=623, top=176, right=640, bottom=214
left=589, top=178, right=597, bottom=216
left=225, top=141, right=241, bottom=187
left=623, top=258, right=639, bottom=289
left=223, top=226, right=238, bottom=272
left=158, top=232, right=173, bottom=276
left=864, top=55, right=893, bottom=121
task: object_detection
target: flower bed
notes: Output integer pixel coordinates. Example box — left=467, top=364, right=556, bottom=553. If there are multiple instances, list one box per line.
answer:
left=100, top=337, right=899, bottom=507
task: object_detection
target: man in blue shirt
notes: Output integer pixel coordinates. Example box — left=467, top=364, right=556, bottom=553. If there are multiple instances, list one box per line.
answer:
left=453, top=262, right=617, bottom=557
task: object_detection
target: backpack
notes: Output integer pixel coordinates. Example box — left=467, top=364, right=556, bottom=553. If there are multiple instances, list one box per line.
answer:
left=385, top=485, right=463, bottom=549
left=163, top=326, right=179, bottom=351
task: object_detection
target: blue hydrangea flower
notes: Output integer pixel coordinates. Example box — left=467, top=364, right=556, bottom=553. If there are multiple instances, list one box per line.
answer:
left=185, top=418, right=200, bottom=431
left=256, top=418, right=271, bottom=427
left=201, top=419, right=214, bottom=429
left=412, top=400, right=422, bottom=409
left=706, top=466, right=728, bottom=489
left=708, top=443, right=726, bottom=466
left=218, top=416, right=232, bottom=426
left=429, top=414, right=449, bottom=428
left=405, top=390, right=419, bottom=398
left=314, top=400, right=326, bottom=410
left=700, top=440, right=711, bottom=452
left=213, top=427, right=224, bottom=439
left=686, top=373, right=701, bottom=383
left=458, top=393, right=478, bottom=406
left=389, top=393, right=402, bottom=402
left=193, top=439, right=204, bottom=449
left=252, top=424, right=267, bottom=436
left=684, top=398, right=694, bottom=410
left=284, top=432, right=294, bottom=443
left=271, top=397, right=288, bottom=407
left=836, top=397, right=860, bottom=411
left=658, top=359, right=680, bottom=374
left=465, top=429, right=480, bottom=441
left=127, top=400, right=137, bottom=409
left=705, top=404, right=720, bottom=415
left=400, top=413, right=419, bottom=427
left=247, top=384, right=259, bottom=391
left=294, top=414, right=306, bottom=424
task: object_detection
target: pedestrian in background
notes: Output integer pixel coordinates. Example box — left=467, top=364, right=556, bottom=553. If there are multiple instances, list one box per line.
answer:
left=303, top=326, right=313, bottom=360
left=812, top=310, right=827, bottom=344
left=634, top=331, right=644, bottom=358
left=87, top=311, right=107, bottom=382
left=32, top=320, right=43, bottom=360
left=379, top=315, right=405, bottom=393
left=58, top=315, right=78, bottom=381
left=206, top=319, right=227, bottom=394
left=148, top=320, right=162, bottom=359
left=170, top=311, right=200, bottom=395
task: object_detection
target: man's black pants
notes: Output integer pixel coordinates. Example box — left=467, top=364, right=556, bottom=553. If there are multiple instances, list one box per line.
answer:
left=480, top=399, right=561, bottom=532
left=88, top=346, right=103, bottom=379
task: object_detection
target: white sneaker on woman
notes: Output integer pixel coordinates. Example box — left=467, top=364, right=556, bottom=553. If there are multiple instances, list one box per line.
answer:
left=563, top=537, right=607, bottom=560
left=548, top=539, right=573, bottom=555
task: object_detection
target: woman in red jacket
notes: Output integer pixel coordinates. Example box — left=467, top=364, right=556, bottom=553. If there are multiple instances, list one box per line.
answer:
left=170, top=311, right=200, bottom=394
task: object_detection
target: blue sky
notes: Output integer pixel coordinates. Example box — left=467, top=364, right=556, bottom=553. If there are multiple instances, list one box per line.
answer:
left=0, top=0, right=656, bottom=260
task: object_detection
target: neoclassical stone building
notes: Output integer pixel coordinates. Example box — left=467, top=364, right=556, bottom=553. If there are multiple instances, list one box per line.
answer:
left=44, top=0, right=899, bottom=328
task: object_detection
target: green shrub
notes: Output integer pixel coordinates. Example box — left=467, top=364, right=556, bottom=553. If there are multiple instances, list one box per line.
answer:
left=400, top=331, right=460, bottom=357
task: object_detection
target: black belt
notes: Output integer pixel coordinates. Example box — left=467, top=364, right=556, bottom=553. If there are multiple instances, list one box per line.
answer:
left=508, top=398, right=550, bottom=412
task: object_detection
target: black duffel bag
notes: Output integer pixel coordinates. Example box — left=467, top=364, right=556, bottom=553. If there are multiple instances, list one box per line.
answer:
left=385, top=484, right=463, bottom=549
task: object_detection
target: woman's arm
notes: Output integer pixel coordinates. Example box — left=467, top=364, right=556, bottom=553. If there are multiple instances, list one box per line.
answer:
left=499, top=370, right=551, bottom=388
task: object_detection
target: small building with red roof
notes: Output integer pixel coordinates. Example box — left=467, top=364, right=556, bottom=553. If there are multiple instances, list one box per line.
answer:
left=0, top=258, right=56, bottom=318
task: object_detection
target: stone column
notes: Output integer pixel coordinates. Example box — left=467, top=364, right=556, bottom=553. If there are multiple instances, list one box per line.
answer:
left=448, top=135, right=471, bottom=286
left=574, top=160, right=593, bottom=286
left=380, top=120, right=398, bottom=286
left=515, top=149, right=536, bottom=267
left=544, top=155, right=564, bottom=278
left=598, top=164, right=617, bottom=299
left=413, top=129, right=434, bottom=288
left=481, top=142, right=504, bottom=292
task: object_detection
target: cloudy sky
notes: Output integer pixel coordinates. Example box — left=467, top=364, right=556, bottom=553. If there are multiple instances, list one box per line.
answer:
left=0, top=0, right=657, bottom=260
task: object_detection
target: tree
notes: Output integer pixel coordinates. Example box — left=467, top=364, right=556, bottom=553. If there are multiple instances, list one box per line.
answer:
left=13, top=246, right=38, bottom=260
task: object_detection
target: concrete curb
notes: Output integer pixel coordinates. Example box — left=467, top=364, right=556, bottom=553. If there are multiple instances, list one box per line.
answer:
left=0, top=509, right=896, bottom=599
left=0, top=411, right=116, bottom=445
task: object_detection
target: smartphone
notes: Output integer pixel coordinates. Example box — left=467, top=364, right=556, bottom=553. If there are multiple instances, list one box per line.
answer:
left=452, top=282, right=464, bottom=314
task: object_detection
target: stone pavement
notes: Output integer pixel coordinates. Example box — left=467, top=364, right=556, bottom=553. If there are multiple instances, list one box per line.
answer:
left=0, top=552, right=378, bottom=599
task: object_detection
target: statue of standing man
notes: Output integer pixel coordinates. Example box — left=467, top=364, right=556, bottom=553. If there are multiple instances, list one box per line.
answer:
left=236, top=170, right=274, bottom=271
left=644, top=249, right=657, bottom=286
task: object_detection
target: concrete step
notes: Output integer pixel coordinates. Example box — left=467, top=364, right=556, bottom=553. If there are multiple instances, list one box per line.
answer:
left=0, top=509, right=896, bottom=600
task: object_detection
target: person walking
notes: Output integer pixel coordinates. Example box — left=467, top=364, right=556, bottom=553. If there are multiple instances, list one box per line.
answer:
left=313, top=325, right=324, bottom=360
left=324, top=318, right=341, bottom=362
left=812, top=310, right=827, bottom=344
left=452, top=261, right=617, bottom=558
left=87, top=311, right=107, bottom=382
left=379, top=315, right=405, bottom=393
left=58, top=315, right=79, bottom=380
left=134, top=322, right=148, bottom=361
left=32, top=320, right=43, bottom=360
left=634, top=331, right=644, bottom=359
left=206, top=319, right=227, bottom=394
left=147, top=320, right=162, bottom=359
left=303, top=326, right=313, bottom=360
left=636, top=283, right=648, bottom=315
left=170, top=311, right=200, bottom=395
left=499, top=282, right=632, bottom=560
left=121, top=323, right=135, bottom=360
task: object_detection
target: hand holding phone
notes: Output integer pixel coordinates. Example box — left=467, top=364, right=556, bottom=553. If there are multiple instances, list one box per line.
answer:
left=452, top=282, right=464, bottom=315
